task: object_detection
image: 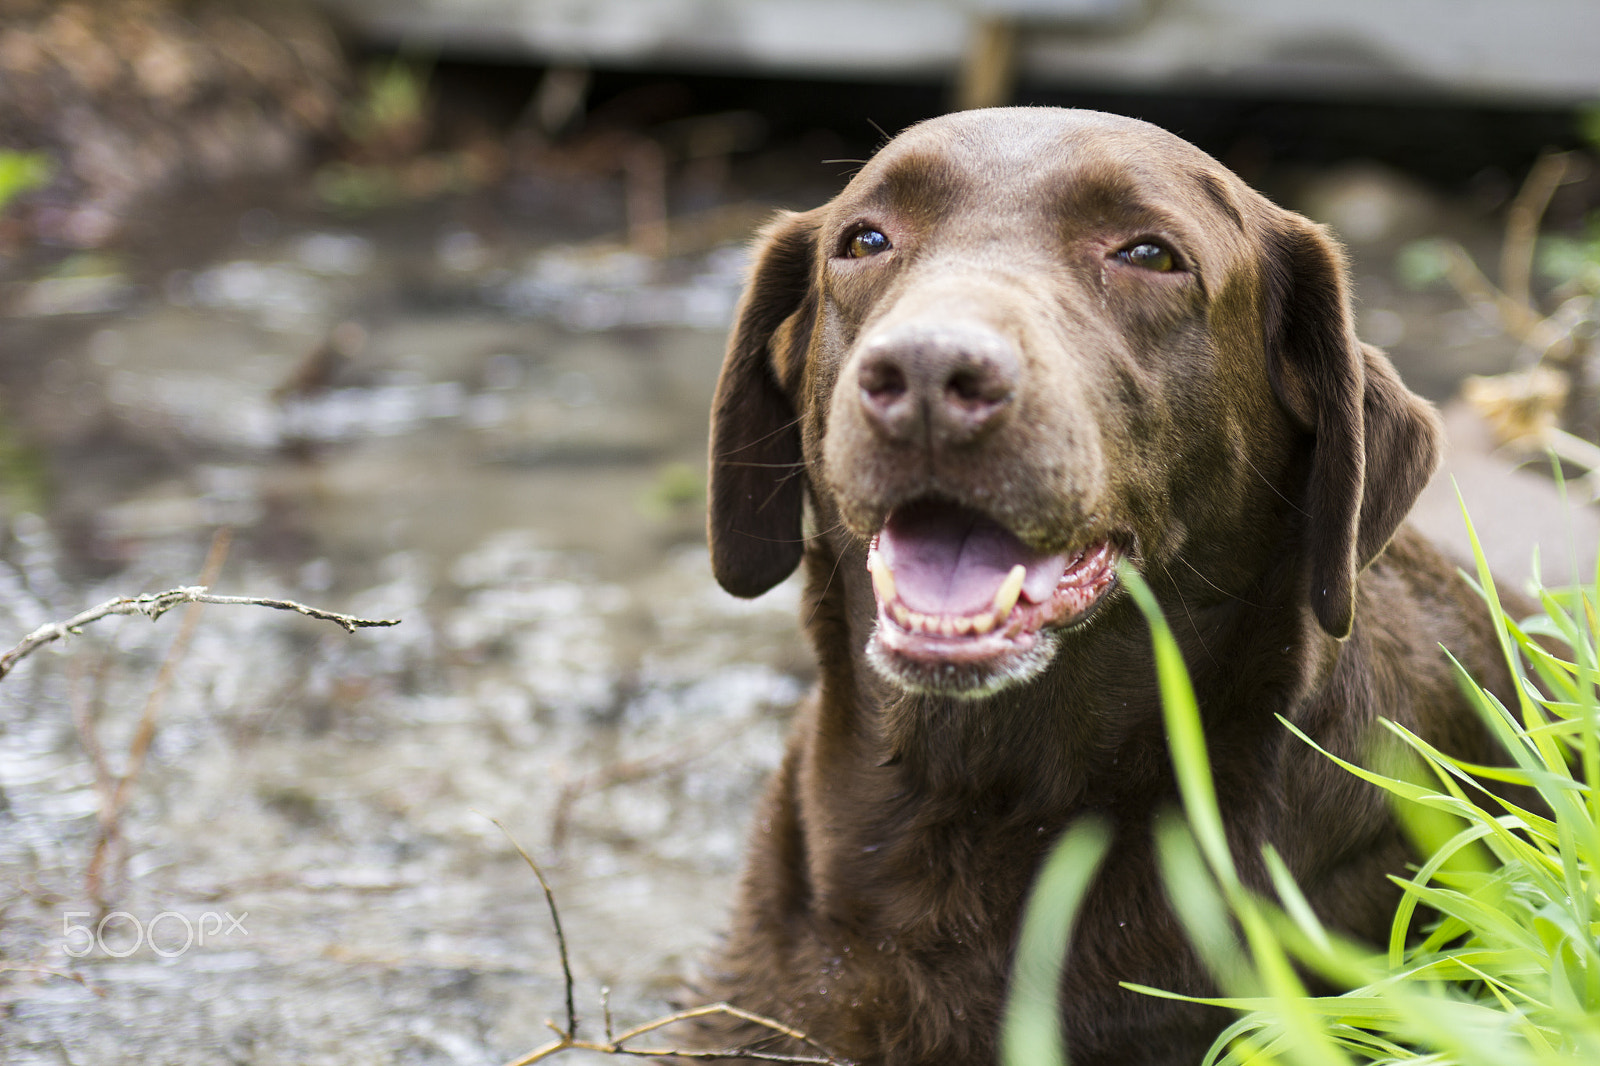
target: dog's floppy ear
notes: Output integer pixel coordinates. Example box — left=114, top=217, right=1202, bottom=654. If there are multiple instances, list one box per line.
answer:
left=708, top=208, right=823, bottom=598
left=1263, top=215, right=1442, bottom=639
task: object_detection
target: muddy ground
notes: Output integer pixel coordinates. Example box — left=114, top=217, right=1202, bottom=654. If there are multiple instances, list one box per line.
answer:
left=1, top=65, right=1597, bottom=1065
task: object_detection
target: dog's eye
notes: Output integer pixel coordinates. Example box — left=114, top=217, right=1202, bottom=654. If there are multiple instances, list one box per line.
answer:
left=848, top=229, right=892, bottom=258
left=1117, top=241, right=1177, bottom=272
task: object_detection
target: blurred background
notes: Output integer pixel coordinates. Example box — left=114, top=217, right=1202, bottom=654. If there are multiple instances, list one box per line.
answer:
left=0, top=1, right=1598, bottom=1062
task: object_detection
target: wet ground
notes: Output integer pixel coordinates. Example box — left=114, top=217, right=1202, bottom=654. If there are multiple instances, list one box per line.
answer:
left=0, top=172, right=827, bottom=1065
left=0, top=121, right=1595, bottom=1065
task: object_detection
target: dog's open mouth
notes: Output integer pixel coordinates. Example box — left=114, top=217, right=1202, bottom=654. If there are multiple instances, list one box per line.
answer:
left=865, top=499, right=1120, bottom=694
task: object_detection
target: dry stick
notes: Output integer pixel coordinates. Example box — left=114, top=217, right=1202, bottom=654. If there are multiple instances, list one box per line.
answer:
left=1500, top=150, right=1572, bottom=314
left=17, top=529, right=400, bottom=904
left=85, top=529, right=233, bottom=904
left=67, top=650, right=116, bottom=812
left=0, top=584, right=401, bottom=681
left=600, top=1004, right=843, bottom=1058
left=0, top=966, right=96, bottom=991
left=493, top=817, right=578, bottom=1039
left=506, top=1003, right=850, bottom=1065
left=1440, top=243, right=1572, bottom=361
left=491, top=818, right=853, bottom=1066
left=1441, top=150, right=1579, bottom=366
left=1451, top=151, right=1600, bottom=459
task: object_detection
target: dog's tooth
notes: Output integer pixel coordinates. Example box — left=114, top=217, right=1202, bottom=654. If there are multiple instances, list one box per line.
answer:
left=992, top=564, right=1025, bottom=619
left=868, top=553, right=897, bottom=604
left=907, top=610, right=928, bottom=633
left=938, top=616, right=956, bottom=638
left=954, top=615, right=973, bottom=636
left=972, top=611, right=995, bottom=635
left=892, top=603, right=911, bottom=628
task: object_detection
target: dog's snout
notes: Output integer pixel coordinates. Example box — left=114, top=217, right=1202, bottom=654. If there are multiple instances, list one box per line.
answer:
left=856, top=323, right=1019, bottom=446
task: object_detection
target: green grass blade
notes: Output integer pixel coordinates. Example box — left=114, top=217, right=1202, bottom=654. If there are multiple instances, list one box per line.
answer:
left=1001, top=817, right=1112, bottom=1066
left=1120, top=563, right=1238, bottom=888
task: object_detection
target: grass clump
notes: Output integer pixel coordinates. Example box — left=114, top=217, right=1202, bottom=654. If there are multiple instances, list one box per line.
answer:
left=1003, top=499, right=1600, bottom=1065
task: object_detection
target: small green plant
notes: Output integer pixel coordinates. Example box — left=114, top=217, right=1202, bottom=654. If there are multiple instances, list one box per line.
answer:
left=315, top=55, right=443, bottom=212
left=0, top=150, right=52, bottom=214
left=1005, top=495, right=1600, bottom=1065
left=1538, top=215, right=1600, bottom=298
left=341, top=57, right=432, bottom=157
left=638, top=461, right=706, bottom=520
left=0, top=411, right=48, bottom=515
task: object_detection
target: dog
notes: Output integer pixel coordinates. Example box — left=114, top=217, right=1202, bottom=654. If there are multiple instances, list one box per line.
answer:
left=694, top=108, right=1519, bottom=1066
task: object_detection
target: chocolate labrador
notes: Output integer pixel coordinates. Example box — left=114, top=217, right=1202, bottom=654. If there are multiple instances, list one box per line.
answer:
left=695, top=108, right=1516, bottom=1065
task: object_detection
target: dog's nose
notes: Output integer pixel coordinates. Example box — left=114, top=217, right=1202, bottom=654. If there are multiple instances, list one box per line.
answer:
left=857, top=323, right=1019, bottom=446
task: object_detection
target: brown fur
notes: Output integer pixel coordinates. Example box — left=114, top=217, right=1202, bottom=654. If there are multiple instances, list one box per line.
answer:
left=696, top=108, right=1519, bottom=1066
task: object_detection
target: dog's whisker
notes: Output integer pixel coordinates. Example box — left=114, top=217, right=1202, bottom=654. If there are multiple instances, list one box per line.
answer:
left=803, top=542, right=850, bottom=628
left=804, top=519, right=849, bottom=543
left=1240, top=451, right=1310, bottom=517
left=725, top=532, right=815, bottom=546
left=749, top=468, right=807, bottom=516
left=717, top=460, right=809, bottom=470
left=1160, top=562, right=1219, bottom=668
left=715, top=415, right=804, bottom=457
left=1174, top=555, right=1265, bottom=611
left=749, top=468, right=812, bottom=519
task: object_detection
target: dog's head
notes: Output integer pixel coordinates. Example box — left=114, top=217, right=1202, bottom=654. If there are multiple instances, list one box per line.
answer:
left=708, top=108, right=1439, bottom=698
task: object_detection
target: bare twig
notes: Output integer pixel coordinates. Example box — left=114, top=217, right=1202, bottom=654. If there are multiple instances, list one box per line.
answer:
left=493, top=817, right=578, bottom=1039
left=1437, top=147, right=1600, bottom=459
left=1438, top=242, right=1571, bottom=359
left=609, top=1002, right=842, bottom=1058
left=504, top=1001, right=851, bottom=1065
left=67, top=650, right=116, bottom=810
left=1430, top=151, right=1584, bottom=368
left=490, top=819, right=854, bottom=1066
left=0, top=528, right=400, bottom=902
left=0, top=966, right=99, bottom=993
left=86, top=531, right=233, bottom=901
left=1500, top=150, right=1572, bottom=312
left=0, top=583, right=400, bottom=682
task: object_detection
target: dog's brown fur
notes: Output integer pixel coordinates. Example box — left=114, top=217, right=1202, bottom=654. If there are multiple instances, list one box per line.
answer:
left=696, top=108, right=1517, bottom=1066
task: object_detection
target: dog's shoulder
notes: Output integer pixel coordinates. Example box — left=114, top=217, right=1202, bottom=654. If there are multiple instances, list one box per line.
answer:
left=1290, top=523, right=1520, bottom=804
left=1357, top=523, right=1517, bottom=700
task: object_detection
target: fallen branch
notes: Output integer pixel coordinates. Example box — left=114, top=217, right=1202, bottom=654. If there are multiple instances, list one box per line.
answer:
left=0, top=585, right=400, bottom=681
left=491, top=818, right=854, bottom=1066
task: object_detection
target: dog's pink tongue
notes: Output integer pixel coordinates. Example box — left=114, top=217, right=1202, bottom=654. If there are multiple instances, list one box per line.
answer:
left=878, top=503, right=1068, bottom=614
